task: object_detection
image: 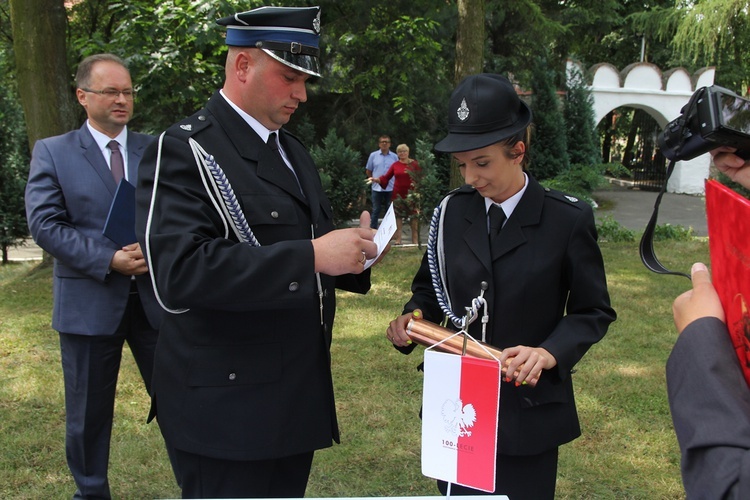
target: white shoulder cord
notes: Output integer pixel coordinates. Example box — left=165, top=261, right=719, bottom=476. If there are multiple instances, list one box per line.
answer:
left=145, top=132, right=189, bottom=314
left=145, top=134, right=248, bottom=314
left=427, top=194, right=490, bottom=340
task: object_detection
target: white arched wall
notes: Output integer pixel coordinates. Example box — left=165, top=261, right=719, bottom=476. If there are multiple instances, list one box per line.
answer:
left=568, top=60, right=716, bottom=194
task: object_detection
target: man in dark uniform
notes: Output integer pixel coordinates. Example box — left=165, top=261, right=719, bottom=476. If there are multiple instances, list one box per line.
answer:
left=135, top=6, right=379, bottom=498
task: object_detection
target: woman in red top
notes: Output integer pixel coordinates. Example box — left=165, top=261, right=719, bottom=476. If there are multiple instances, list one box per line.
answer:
left=370, top=144, right=421, bottom=244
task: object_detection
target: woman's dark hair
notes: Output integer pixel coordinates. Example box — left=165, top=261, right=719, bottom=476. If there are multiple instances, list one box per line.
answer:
left=499, top=127, right=531, bottom=168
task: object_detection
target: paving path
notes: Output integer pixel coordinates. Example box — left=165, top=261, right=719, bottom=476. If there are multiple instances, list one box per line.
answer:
left=593, top=182, right=707, bottom=237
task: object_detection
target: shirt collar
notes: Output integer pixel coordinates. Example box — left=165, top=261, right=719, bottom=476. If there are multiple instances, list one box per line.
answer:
left=220, top=89, right=277, bottom=143
left=86, top=121, right=128, bottom=153
left=484, top=172, right=529, bottom=219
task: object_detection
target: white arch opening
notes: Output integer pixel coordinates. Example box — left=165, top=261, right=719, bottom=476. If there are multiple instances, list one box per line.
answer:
left=567, top=59, right=715, bottom=194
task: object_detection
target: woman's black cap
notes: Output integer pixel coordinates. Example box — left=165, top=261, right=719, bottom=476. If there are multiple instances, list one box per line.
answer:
left=435, top=73, right=532, bottom=153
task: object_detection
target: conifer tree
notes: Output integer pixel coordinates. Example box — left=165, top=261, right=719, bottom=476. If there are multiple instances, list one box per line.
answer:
left=564, top=64, right=599, bottom=166
left=530, top=54, right=569, bottom=180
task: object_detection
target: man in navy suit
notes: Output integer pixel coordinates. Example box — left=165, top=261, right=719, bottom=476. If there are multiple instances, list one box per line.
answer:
left=25, top=53, right=163, bottom=499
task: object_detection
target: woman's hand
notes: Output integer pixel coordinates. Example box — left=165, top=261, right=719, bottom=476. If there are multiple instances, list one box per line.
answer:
left=386, top=310, right=418, bottom=347
left=499, top=346, right=557, bottom=387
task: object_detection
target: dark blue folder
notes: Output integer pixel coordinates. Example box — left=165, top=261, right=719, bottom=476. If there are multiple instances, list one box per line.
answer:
left=103, top=179, right=137, bottom=246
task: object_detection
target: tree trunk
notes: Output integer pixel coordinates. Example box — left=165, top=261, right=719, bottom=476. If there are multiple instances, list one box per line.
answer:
left=10, top=0, right=78, bottom=148
left=10, top=0, right=78, bottom=267
left=454, top=0, right=485, bottom=85
left=450, top=0, right=485, bottom=189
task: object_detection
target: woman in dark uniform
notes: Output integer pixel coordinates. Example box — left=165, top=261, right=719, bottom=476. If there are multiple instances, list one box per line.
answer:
left=386, top=73, right=616, bottom=500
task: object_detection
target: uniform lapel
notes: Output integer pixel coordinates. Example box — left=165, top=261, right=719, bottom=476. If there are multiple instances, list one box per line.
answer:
left=280, top=132, right=320, bottom=221
left=462, top=193, right=493, bottom=272
left=258, top=143, right=308, bottom=206
left=461, top=175, right=546, bottom=264
left=490, top=175, right=545, bottom=260
left=206, top=95, right=307, bottom=204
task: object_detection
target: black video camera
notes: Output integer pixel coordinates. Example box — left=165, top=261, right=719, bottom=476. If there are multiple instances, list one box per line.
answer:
left=658, top=85, right=750, bottom=161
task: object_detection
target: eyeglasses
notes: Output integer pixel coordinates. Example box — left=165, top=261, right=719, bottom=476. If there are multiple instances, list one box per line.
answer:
left=380, top=140, right=391, bottom=144
left=81, top=88, right=136, bottom=100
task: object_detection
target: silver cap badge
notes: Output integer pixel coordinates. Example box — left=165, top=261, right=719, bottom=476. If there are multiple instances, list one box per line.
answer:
left=457, top=97, right=470, bottom=122
left=313, top=11, right=321, bottom=33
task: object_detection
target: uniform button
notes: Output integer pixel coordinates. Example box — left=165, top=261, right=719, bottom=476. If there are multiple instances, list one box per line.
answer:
left=228, top=372, right=237, bottom=381
left=271, top=211, right=279, bottom=219
left=198, top=115, right=206, bottom=121
left=289, top=282, right=299, bottom=292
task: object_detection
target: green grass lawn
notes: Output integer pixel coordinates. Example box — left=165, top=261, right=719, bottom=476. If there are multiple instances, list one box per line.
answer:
left=0, top=239, right=708, bottom=498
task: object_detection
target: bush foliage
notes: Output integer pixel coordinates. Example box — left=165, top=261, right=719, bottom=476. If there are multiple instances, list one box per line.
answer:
left=311, top=130, right=366, bottom=227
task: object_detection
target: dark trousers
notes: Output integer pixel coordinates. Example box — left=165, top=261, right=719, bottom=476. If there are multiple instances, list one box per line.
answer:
left=437, top=448, right=559, bottom=500
left=370, top=190, right=392, bottom=229
left=174, top=448, right=315, bottom=499
left=60, top=287, right=158, bottom=500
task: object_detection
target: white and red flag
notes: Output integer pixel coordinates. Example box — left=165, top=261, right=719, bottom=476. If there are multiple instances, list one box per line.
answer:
left=421, top=349, right=502, bottom=492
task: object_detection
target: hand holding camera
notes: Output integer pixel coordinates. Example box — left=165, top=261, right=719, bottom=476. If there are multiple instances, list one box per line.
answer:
left=711, top=147, right=750, bottom=190
left=659, top=85, right=750, bottom=162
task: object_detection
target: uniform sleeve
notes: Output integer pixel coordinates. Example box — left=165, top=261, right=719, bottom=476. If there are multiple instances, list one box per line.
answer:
left=25, top=139, right=114, bottom=281
left=539, top=204, right=616, bottom=375
left=667, top=317, right=750, bottom=499
left=393, top=250, right=446, bottom=355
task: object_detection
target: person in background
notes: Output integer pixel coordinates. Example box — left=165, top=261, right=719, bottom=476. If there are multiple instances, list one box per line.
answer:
left=365, top=134, right=397, bottom=229
left=135, top=6, right=381, bottom=498
left=25, top=53, right=168, bottom=499
left=667, top=147, right=750, bottom=499
left=384, top=73, right=616, bottom=499
left=369, top=143, right=420, bottom=245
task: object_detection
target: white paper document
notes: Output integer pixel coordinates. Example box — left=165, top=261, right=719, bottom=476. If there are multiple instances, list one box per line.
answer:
left=365, top=203, right=397, bottom=269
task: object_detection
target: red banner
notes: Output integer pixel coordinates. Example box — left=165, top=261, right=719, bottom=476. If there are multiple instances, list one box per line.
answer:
left=705, top=179, right=750, bottom=387
left=421, top=350, right=501, bottom=492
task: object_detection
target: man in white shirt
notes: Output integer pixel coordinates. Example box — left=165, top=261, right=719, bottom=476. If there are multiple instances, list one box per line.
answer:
left=365, top=134, right=397, bottom=228
left=25, top=53, right=167, bottom=499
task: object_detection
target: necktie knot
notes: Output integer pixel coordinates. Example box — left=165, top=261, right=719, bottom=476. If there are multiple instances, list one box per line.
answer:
left=488, top=204, right=506, bottom=235
left=107, top=140, right=124, bottom=184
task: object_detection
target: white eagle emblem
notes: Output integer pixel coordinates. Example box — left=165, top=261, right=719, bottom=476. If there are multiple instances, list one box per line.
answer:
left=442, top=399, right=477, bottom=437
left=179, top=124, right=192, bottom=131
